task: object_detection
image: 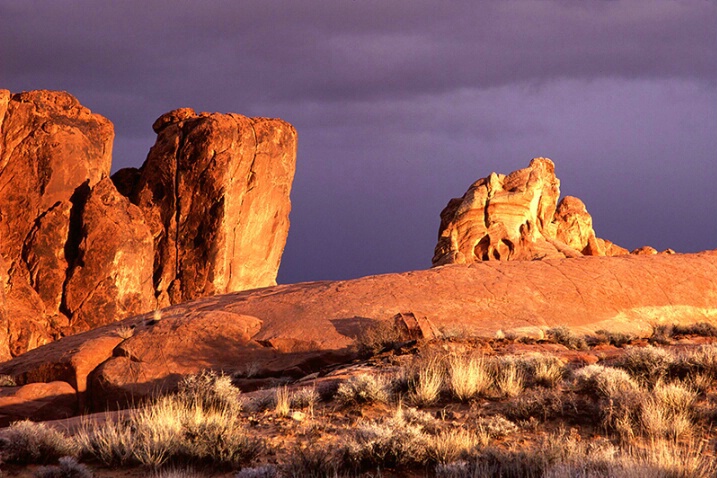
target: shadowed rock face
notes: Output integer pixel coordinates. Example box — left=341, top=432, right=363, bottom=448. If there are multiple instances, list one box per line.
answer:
left=432, top=158, right=633, bottom=266
left=0, top=91, right=297, bottom=358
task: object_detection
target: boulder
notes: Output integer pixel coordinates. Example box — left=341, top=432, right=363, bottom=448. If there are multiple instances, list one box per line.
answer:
left=128, top=109, right=297, bottom=306
left=2, top=251, right=715, bottom=411
left=433, top=158, right=634, bottom=266
left=0, top=381, right=77, bottom=426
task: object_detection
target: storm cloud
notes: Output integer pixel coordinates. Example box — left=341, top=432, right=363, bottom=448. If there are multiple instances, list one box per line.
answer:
left=1, top=0, right=715, bottom=282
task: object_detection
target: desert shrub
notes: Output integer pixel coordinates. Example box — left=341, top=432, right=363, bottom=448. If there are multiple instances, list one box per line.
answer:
left=448, top=353, right=491, bottom=401
left=614, top=346, right=675, bottom=386
left=0, top=374, right=17, bottom=386
left=398, top=406, right=439, bottom=433
left=594, top=329, right=635, bottom=347
left=572, top=365, right=645, bottom=437
left=341, top=411, right=428, bottom=471
left=531, top=357, right=565, bottom=389
left=335, top=373, right=391, bottom=406
left=672, top=322, right=717, bottom=337
left=407, top=355, right=445, bottom=406
left=0, top=420, right=77, bottom=465
left=290, top=387, right=319, bottom=410
left=151, top=468, right=204, bottom=478
left=504, top=388, right=567, bottom=422
left=639, top=382, right=697, bottom=440
left=77, top=376, right=261, bottom=468
left=235, top=464, right=279, bottom=478
left=546, top=326, right=588, bottom=351
left=437, top=436, right=715, bottom=478
left=425, top=428, right=479, bottom=465
left=675, top=344, right=717, bottom=377
left=474, top=415, right=519, bottom=439
left=34, top=456, right=92, bottom=478
left=356, top=320, right=408, bottom=356
left=572, top=364, right=640, bottom=398
left=176, top=370, right=242, bottom=414
left=282, top=443, right=340, bottom=478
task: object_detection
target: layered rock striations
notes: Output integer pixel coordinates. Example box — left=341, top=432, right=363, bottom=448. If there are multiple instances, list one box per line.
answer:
left=433, top=158, right=639, bottom=266
left=0, top=90, right=297, bottom=359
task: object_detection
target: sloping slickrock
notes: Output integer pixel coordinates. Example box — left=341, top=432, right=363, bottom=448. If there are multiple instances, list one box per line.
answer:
left=63, top=178, right=155, bottom=332
left=129, top=109, right=297, bottom=307
left=1, top=251, right=715, bottom=411
left=433, top=158, right=632, bottom=266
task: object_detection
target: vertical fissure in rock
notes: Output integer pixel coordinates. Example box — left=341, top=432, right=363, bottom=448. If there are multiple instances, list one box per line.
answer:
left=59, top=181, right=91, bottom=318
left=172, top=124, right=186, bottom=301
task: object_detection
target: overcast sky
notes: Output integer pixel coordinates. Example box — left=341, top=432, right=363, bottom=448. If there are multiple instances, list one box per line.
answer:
left=1, top=0, right=715, bottom=283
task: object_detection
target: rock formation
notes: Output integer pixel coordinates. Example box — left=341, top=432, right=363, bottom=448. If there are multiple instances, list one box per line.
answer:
left=115, top=108, right=296, bottom=306
left=433, top=158, right=633, bottom=266
left=0, top=90, right=297, bottom=359
left=1, top=250, right=715, bottom=415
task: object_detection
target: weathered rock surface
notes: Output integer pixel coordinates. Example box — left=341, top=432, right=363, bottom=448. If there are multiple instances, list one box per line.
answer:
left=0, top=90, right=297, bottom=358
left=123, top=108, right=297, bottom=306
left=0, top=90, right=114, bottom=359
left=0, top=381, right=77, bottom=426
left=63, top=178, right=155, bottom=333
left=433, top=158, right=637, bottom=265
left=1, top=251, right=715, bottom=413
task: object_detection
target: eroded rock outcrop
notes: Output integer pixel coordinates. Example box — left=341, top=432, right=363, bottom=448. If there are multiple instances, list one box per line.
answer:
left=1, top=250, right=715, bottom=414
left=0, top=90, right=297, bottom=358
left=433, top=158, right=634, bottom=266
left=117, top=108, right=297, bottom=306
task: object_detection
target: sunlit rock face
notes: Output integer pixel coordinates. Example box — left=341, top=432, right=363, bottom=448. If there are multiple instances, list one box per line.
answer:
left=120, top=108, right=297, bottom=307
left=432, top=158, right=634, bottom=266
left=0, top=89, right=114, bottom=359
left=0, top=90, right=297, bottom=358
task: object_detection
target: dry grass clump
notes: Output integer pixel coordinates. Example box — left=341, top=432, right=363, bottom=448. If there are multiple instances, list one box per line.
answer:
left=546, top=325, right=588, bottom=350
left=407, top=354, right=445, bottom=406
left=335, top=373, right=391, bottom=406
left=523, top=354, right=565, bottom=388
left=425, top=428, right=480, bottom=465
left=614, top=346, right=675, bottom=386
left=274, top=385, right=291, bottom=418
left=447, top=353, right=491, bottom=401
left=493, top=360, right=525, bottom=398
left=75, top=372, right=260, bottom=468
left=641, top=381, right=698, bottom=440
left=0, top=420, right=78, bottom=465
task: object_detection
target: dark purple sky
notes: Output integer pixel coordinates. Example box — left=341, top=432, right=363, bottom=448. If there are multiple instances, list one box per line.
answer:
left=2, top=1, right=715, bottom=284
